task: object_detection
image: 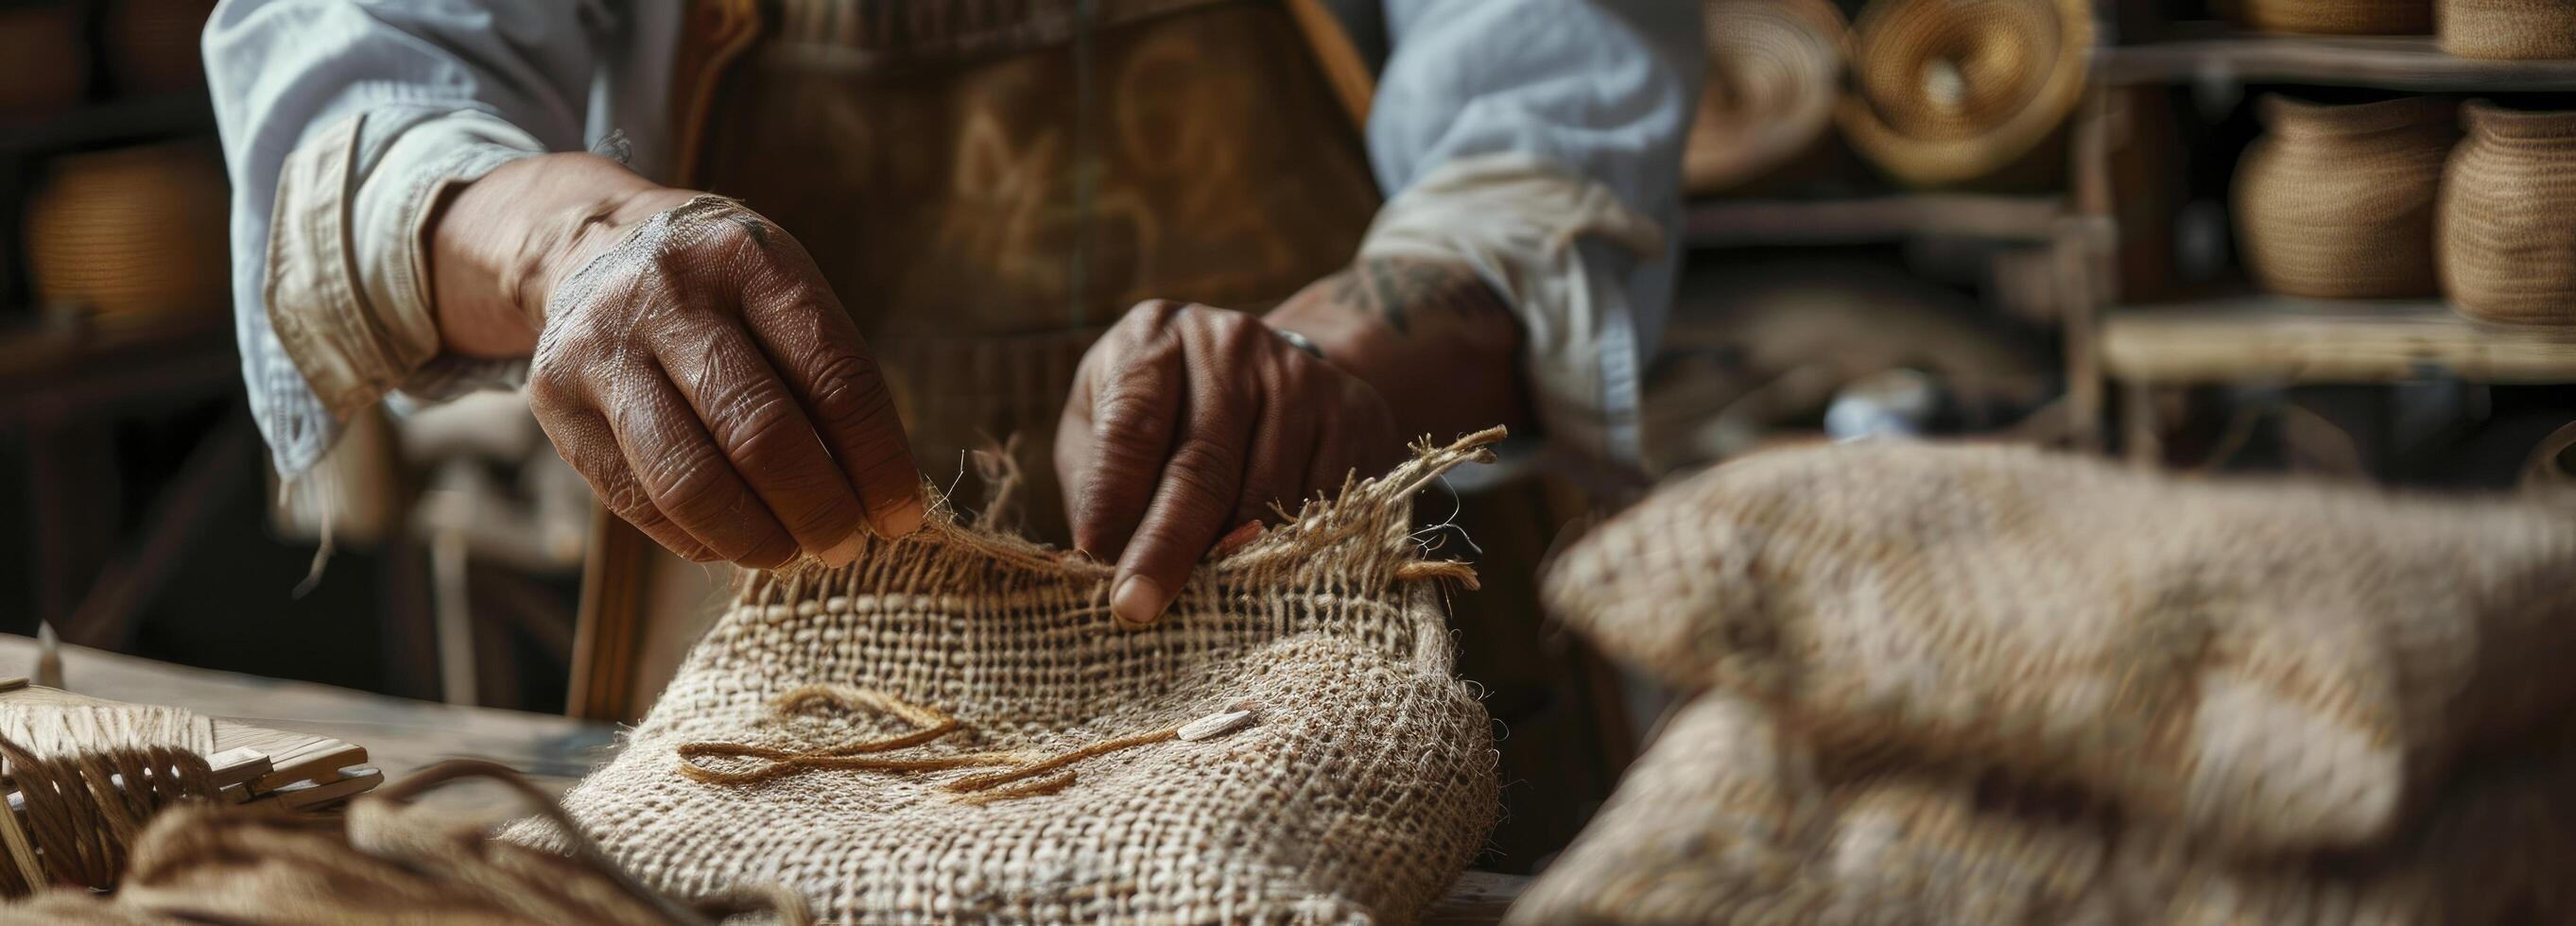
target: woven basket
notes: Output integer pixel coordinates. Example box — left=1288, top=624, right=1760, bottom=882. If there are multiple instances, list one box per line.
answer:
left=23, top=143, right=232, bottom=324
left=1838, top=0, right=2092, bottom=189
left=1684, top=0, right=1850, bottom=195
left=2237, top=0, right=2434, bottom=34
left=0, top=5, right=85, bottom=115
left=2440, top=0, right=2576, bottom=60
left=2235, top=94, right=2457, bottom=300
left=2440, top=102, right=2576, bottom=324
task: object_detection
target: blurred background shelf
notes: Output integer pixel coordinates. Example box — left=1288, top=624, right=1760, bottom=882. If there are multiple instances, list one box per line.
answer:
left=1685, top=195, right=2065, bottom=248
left=2102, top=297, right=2576, bottom=384
left=2098, top=33, right=2576, bottom=91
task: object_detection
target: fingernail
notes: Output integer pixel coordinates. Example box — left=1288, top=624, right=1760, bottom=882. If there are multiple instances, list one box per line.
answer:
left=819, top=529, right=865, bottom=568
left=1111, top=574, right=1167, bottom=627
left=873, top=494, right=926, bottom=538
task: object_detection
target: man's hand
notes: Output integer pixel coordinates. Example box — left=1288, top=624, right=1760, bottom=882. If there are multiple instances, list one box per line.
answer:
left=432, top=154, right=924, bottom=568
left=1056, top=301, right=1404, bottom=626
left=1058, top=256, right=1530, bottom=626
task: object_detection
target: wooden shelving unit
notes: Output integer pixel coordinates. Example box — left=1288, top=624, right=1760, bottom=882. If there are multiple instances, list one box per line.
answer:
left=2069, top=21, right=2576, bottom=467
left=2102, top=298, right=2576, bottom=384
left=2097, top=33, right=2576, bottom=92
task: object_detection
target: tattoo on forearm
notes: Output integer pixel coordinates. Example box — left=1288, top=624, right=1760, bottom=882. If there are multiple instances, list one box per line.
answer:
left=1326, top=258, right=1510, bottom=335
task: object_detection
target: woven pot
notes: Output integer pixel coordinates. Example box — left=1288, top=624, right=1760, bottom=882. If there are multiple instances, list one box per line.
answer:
left=1685, top=0, right=1850, bottom=195
left=2237, top=0, right=2433, bottom=34
left=2440, top=0, right=2576, bottom=60
left=24, top=143, right=232, bottom=324
left=0, top=5, right=86, bottom=115
left=108, top=0, right=217, bottom=94
left=2440, top=102, right=2576, bottom=323
left=2235, top=95, right=2456, bottom=300
left=1838, top=0, right=2092, bottom=189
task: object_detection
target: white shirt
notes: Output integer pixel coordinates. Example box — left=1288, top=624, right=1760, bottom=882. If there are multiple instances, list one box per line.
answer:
left=204, top=0, right=1701, bottom=483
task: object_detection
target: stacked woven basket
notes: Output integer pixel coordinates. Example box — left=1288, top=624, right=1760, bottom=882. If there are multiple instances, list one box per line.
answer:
left=1684, top=0, right=2093, bottom=193
left=2235, top=94, right=2576, bottom=324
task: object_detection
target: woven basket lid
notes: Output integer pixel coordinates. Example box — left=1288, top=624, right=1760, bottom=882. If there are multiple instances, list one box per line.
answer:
left=1684, top=0, right=1851, bottom=194
left=24, top=143, right=232, bottom=323
left=1837, top=0, right=2092, bottom=188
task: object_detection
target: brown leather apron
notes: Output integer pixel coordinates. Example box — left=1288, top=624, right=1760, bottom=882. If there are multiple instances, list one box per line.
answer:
left=674, top=0, right=1379, bottom=543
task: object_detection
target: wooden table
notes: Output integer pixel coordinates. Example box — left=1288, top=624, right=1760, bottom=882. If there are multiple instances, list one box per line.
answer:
left=0, top=634, right=1530, bottom=919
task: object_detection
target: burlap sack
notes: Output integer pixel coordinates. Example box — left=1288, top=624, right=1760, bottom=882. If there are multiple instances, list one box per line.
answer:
left=535, top=433, right=1503, bottom=923
left=1509, top=693, right=2576, bottom=926
left=1543, top=441, right=2576, bottom=854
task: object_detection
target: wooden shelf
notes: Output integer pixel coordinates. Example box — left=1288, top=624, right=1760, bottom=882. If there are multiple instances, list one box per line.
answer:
left=2101, top=296, right=2576, bottom=384
left=2098, top=34, right=2576, bottom=92
left=1685, top=195, right=2064, bottom=248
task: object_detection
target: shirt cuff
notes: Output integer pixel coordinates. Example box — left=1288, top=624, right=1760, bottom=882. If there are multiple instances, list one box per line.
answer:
left=263, top=108, right=543, bottom=424
left=1356, top=151, right=1667, bottom=475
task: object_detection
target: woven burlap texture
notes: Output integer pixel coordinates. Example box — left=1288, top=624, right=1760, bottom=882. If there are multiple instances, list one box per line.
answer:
left=1541, top=441, right=2576, bottom=856
left=1510, top=692, right=2576, bottom=925
left=530, top=432, right=1504, bottom=923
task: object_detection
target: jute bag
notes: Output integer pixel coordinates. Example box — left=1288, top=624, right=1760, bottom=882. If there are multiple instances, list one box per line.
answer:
left=532, top=433, right=1504, bottom=923
left=1511, top=693, right=2576, bottom=925
left=1541, top=441, right=2576, bottom=855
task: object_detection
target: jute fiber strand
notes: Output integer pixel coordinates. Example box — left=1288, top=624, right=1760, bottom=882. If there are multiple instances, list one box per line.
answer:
left=2441, top=0, right=2576, bottom=59
left=0, top=705, right=220, bottom=899
left=528, top=431, right=1505, bottom=923
left=2234, top=94, right=2456, bottom=300
left=1684, top=0, right=1850, bottom=194
left=1509, top=692, right=2576, bottom=925
left=1836, top=0, right=2090, bottom=188
left=2439, top=102, right=2576, bottom=323
left=2, top=760, right=807, bottom=925
left=1541, top=440, right=2576, bottom=856
left=2236, top=0, right=2433, bottom=34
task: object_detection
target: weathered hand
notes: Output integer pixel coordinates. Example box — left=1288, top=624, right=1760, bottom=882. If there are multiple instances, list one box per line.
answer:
left=493, top=184, right=924, bottom=569
left=1056, top=300, right=1403, bottom=626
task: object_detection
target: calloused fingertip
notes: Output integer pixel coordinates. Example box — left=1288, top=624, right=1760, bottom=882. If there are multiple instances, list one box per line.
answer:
left=1111, top=574, right=1167, bottom=628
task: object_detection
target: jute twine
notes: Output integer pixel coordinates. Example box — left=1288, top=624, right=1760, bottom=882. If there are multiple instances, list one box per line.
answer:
left=1684, top=0, right=1850, bottom=194
left=2440, top=0, right=2576, bottom=59
left=1539, top=440, right=2576, bottom=858
left=2235, top=94, right=2456, bottom=300
left=2440, top=102, right=2576, bottom=323
left=1837, top=0, right=2091, bottom=188
left=1, top=760, right=808, bottom=925
left=524, top=430, right=1507, bottom=923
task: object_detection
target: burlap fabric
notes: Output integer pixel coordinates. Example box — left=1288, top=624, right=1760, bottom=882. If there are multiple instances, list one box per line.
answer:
left=531, top=433, right=1503, bottom=923
left=1541, top=441, right=2576, bottom=855
left=1510, top=692, right=2576, bottom=925
left=2235, top=94, right=2455, bottom=300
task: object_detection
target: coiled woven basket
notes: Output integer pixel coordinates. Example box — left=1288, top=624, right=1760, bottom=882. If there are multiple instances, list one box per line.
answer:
left=2440, top=102, right=2576, bottom=324
left=2235, top=0, right=2433, bottom=34
left=1837, top=0, right=2091, bottom=189
left=2235, top=95, right=2457, bottom=300
left=1685, top=0, right=1851, bottom=194
left=24, top=143, right=232, bottom=325
left=2440, top=0, right=2576, bottom=60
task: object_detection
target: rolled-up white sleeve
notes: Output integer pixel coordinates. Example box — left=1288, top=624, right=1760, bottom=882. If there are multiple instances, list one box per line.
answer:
left=1367, top=0, right=1702, bottom=475
left=205, top=0, right=666, bottom=478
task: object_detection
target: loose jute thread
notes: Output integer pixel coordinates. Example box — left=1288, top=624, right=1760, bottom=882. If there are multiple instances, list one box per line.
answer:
left=676, top=685, right=1250, bottom=801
